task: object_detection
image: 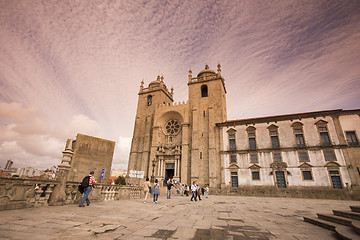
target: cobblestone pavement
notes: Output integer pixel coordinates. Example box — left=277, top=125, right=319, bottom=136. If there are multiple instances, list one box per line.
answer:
left=0, top=195, right=358, bottom=240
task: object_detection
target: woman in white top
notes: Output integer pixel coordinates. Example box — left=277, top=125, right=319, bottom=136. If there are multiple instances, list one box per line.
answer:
left=143, top=177, right=151, bottom=203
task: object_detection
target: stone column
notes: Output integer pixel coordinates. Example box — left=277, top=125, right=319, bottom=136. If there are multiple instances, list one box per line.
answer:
left=48, top=139, right=74, bottom=206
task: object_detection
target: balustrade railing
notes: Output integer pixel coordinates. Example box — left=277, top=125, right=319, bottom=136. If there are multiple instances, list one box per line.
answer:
left=0, top=177, right=143, bottom=211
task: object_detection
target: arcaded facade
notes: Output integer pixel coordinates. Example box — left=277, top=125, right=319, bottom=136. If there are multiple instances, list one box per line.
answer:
left=128, top=65, right=360, bottom=192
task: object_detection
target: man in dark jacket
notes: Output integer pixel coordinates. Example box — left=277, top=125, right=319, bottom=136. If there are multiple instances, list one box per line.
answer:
left=79, top=171, right=96, bottom=207
left=166, top=179, right=173, bottom=199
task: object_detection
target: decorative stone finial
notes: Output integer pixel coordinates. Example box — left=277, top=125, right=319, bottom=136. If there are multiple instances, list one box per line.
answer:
left=188, top=68, right=192, bottom=82
left=205, top=64, right=209, bottom=69
left=171, top=87, right=174, bottom=95
left=157, top=75, right=160, bottom=81
left=217, top=61, right=221, bottom=77
left=161, top=75, right=164, bottom=82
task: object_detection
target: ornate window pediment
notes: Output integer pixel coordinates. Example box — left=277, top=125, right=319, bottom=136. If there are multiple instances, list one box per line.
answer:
left=291, top=122, right=303, bottom=128
left=270, top=161, right=287, bottom=170
left=299, top=162, right=313, bottom=168
left=246, top=126, right=256, bottom=132
left=267, top=124, right=279, bottom=130
left=228, top=163, right=239, bottom=169
left=249, top=164, right=261, bottom=169
left=227, top=128, right=237, bottom=134
left=315, top=120, right=328, bottom=126
left=324, top=161, right=340, bottom=168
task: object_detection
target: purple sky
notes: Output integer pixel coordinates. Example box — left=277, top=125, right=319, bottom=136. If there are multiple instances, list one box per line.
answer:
left=1, top=0, right=360, bottom=170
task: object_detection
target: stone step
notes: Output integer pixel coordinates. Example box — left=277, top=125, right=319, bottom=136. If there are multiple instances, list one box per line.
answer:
left=350, top=206, right=360, bottom=213
left=352, top=220, right=360, bottom=235
left=317, top=213, right=353, bottom=227
left=303, top=216, right=337, bottom=231
left=335, top=225, right=360, bottom=240
left=334, top=210, right=360, bottom=221
left=304, top=216, right=360, bottom=240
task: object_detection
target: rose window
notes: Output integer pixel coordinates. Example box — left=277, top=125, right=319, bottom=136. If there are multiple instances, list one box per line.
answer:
left=165, top=119, right=181, bottom=135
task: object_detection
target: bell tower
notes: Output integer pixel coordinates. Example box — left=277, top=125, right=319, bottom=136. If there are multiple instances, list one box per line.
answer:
left=188, top=63, right=227, bottom=188
left=128, top=75, right=173, bottom=179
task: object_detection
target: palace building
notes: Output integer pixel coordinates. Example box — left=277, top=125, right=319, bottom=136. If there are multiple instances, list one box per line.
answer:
left=127, top=64, right=360, bottom=195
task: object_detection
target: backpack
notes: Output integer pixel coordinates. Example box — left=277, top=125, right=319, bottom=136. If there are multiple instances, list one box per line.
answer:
left=81, top=176, right=91, bottom=188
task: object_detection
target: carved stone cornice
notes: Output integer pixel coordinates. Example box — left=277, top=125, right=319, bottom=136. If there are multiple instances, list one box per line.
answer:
left=270, top=161, right=287, bottom=170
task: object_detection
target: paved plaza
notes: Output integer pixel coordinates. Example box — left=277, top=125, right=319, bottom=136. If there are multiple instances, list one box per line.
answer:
left=0, top=194, right=358, bottom=239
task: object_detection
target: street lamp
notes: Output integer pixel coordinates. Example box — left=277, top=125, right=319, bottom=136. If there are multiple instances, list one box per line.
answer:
left=151, top=159, right=155, bottom=183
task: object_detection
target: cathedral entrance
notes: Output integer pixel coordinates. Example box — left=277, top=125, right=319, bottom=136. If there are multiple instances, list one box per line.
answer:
left=164, top=163, right=175, bottom=185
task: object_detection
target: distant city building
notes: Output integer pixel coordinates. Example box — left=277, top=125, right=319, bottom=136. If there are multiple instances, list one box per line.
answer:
left=5, top=160, right=13, bottom=170
left=15, top=167, right=42, bottom=178
left=111, top=169, right=127, bottom=177
left=128, top=64, right=360, bottom=192
left=0, top=160, right=17, bottom=176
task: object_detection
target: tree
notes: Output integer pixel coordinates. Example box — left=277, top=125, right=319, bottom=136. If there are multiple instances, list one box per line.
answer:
left=115, top=176, right=126, bottom=185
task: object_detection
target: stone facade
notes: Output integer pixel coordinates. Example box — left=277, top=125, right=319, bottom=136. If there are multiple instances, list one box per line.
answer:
left=69, top=134, right=115, bottom=183
left=128, top=64, right=360, bottom=196
left=217, top=109, right=360, bottom=192
left=128, top=64, right=226, bottom=187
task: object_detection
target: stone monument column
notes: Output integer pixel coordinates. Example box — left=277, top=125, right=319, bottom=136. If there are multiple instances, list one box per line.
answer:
left=48, top=139, right=74, bottom=206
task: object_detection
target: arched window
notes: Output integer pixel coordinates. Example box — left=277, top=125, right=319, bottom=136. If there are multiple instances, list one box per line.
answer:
left=201, top=85, right=208, bottom=97
left=147, top=95, right=152, bottom=106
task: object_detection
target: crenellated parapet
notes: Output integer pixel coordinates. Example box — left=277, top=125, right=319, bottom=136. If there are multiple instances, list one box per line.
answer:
left=156, top=100, right=188, bottom=108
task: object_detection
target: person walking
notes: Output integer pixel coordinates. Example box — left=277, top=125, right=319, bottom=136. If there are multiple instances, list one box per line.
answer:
left=143, top=177, right=151, bottom=203
left=153, top=179, right=160, bottom=203
left=190, top=181, right=197, bottom=202
left=79, top=171, right=96, bottom=207
left=166, top=179, right=173, bottom=199
left=196, top=184, right=202, bottom=201
left=205, top=185, right=209, bottom=198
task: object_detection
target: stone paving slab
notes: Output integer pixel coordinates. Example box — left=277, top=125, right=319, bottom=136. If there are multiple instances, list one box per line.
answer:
left=0, top=195, right=357, bottom=239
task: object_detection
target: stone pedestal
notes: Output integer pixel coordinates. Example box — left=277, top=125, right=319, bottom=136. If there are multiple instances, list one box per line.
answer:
left=48, top=140, right=73, bottom=206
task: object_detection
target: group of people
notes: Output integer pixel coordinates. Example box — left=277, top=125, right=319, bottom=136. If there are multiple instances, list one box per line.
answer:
left=77, top=172, right=210, bottom=207
left=143, top=178, right=209, bottom=204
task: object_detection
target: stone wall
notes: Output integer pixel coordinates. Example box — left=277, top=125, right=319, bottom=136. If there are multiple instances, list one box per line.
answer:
left=214, top=186, right=360, bottom=200
left=0, top=177, right=143, bottom=211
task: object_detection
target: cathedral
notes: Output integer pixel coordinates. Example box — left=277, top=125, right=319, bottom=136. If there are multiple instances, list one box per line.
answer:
left=127, top=64, right=360, bottom=195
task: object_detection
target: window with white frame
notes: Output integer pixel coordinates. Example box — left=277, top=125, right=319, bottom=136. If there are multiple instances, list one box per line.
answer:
left=302, top=170, right=313, bottom=180
left=228, top=134, right=236, bottom=151
left=346, top=131, right=359, bottom=146
left=269, top=126, right=280, bottom=148
left=252, top=171, right=260, bottom=180
left=247, top=127, right=257, bottom=150
left=318, top=126, right=331, bottom=146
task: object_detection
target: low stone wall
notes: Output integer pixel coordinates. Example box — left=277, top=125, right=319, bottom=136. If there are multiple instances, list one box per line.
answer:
left=215, top=186, right=360, bottom=201
left=0, top=177, right=143, bottom=211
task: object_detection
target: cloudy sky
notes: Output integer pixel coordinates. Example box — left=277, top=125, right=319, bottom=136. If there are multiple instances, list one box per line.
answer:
left=1, top=0, right=359, bottom=170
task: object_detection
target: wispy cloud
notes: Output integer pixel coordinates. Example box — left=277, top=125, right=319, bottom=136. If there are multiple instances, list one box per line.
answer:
left=0, top=0, right=359, bottom=169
